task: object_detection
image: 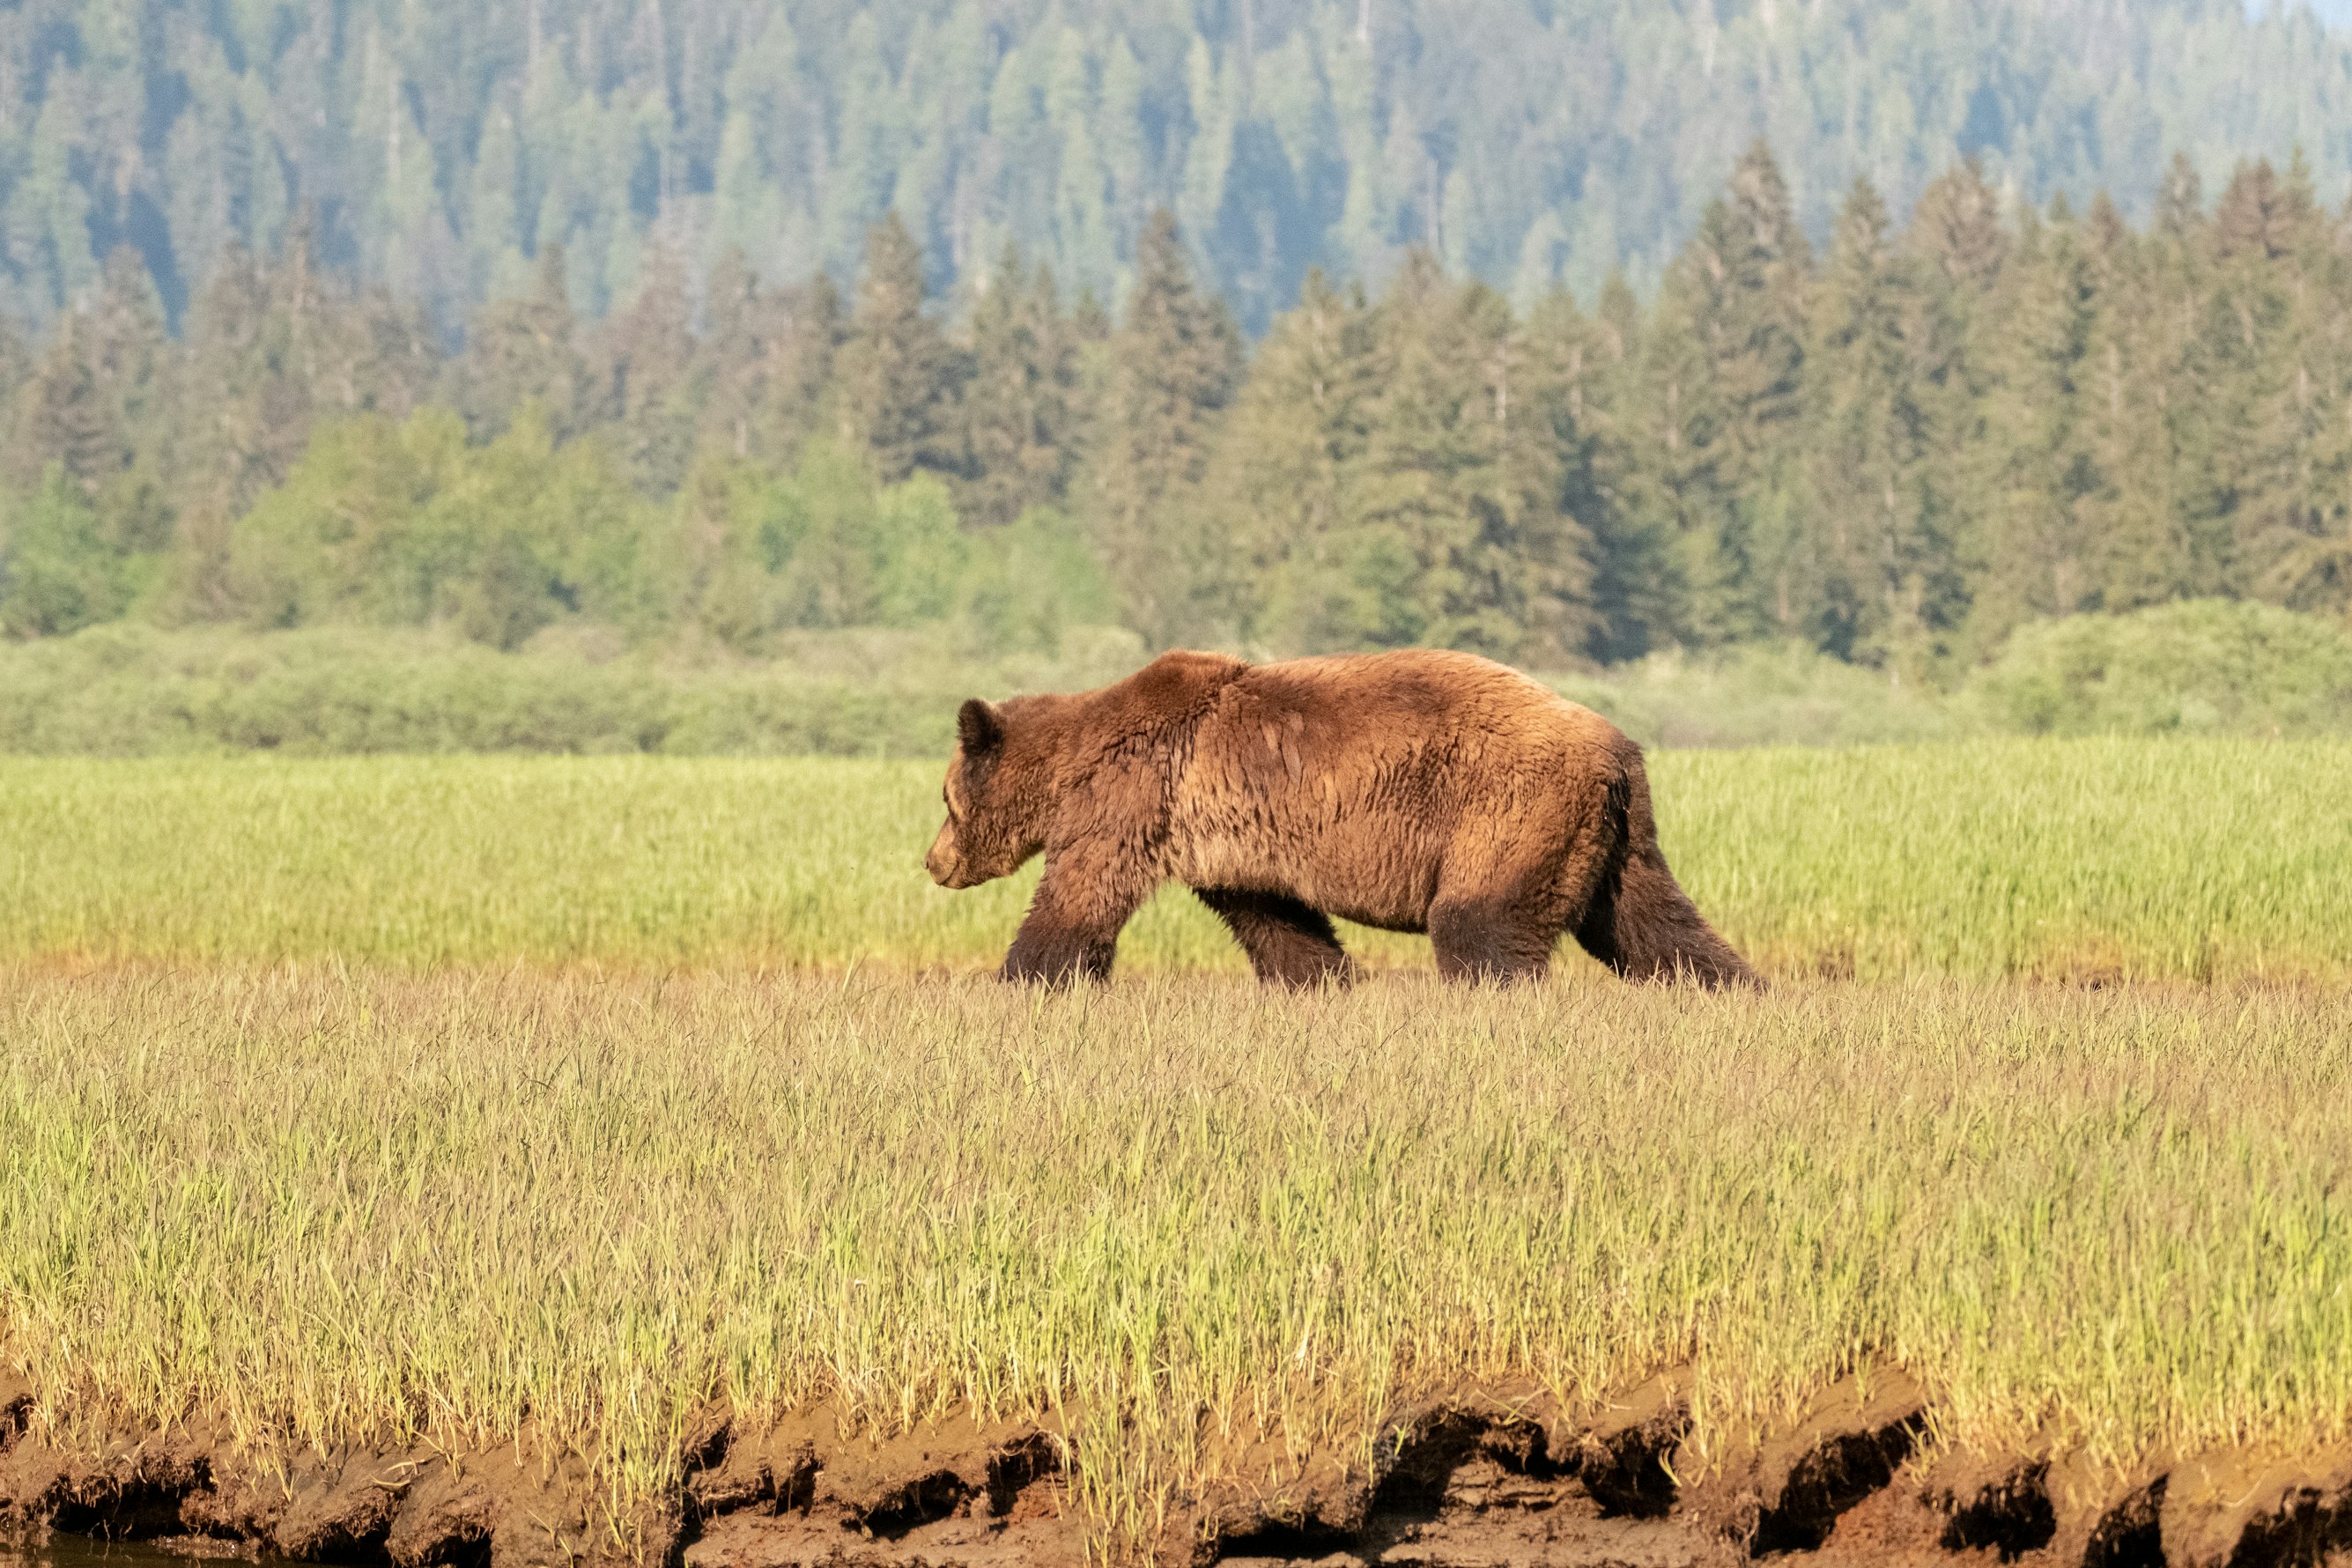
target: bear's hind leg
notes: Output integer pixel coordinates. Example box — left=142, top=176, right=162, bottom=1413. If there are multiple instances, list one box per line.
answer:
left=1195, top=888, right=1355, bottom=987
left=1429, top=893, right=1562, bottom=984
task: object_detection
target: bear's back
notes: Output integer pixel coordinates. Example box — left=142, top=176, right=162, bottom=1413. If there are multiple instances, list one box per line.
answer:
left=1234, top=647, right=1622, bottom=759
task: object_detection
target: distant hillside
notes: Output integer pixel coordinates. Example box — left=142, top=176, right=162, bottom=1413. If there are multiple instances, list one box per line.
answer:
left=1, top=0, right=2350, bottom=331
left=2272, top=0, right=2352, bottom=26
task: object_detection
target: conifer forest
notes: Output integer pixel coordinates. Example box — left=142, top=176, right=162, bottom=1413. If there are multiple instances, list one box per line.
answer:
left=2, top=0, right=2351, bottom=681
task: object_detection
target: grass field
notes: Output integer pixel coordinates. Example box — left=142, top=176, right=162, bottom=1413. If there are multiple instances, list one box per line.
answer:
left=0, top=736, right=2347, bottom=980
left=2, top=967, right=2348, bottom=1554
left=1, top=737, right=2348, bottom=1559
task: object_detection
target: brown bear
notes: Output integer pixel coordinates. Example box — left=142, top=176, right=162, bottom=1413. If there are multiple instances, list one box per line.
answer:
left=925, top=647, right=1759, bottom=987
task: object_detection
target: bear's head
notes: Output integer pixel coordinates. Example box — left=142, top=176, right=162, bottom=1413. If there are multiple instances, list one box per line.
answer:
left=926, top=698, right=1053, bottom=888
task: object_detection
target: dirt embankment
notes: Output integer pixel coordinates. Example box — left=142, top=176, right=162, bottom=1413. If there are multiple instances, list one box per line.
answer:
left=5, top=1371, right=2349, bottom=1568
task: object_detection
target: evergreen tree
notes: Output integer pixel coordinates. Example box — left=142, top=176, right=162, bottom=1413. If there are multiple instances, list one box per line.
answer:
left=2212, top=156, right=2312, bottom=264
left=958, top=247, right=1079, bottom=529
left=2069, top=192, right=2207, bottom=615
left=698, top=247, right=770, bottom=462
left=0, top=318, right=28, bottom=433
left=462, top=244, right=590, bottom=441
left=1908, top=158, right=2008, bottom=292
left=1639, top=139, right=1811, bottom=644
left=1084, top=211, right=1242, bottom=645
left=11, top=253, right=171, bottom=583
left=2208, top=156, right=2338, bottom=610
left=692, top=264, right=847, bottom=469
left=15, top=314, right=125, bottom=497
left=1802, top=179, right=1955, bottom=670
left=1903, top=159, right=2007, bottom=636
left=1205, top=267, right=1379, bottom=650
left=85, top=248, right=169, bottom=468
left=1350, top=252, right=1594, bottom=659
left=0, top=124, right=2346, bottom=669
left=1527, top=281, right=1665, bottom=662
left=595, top=247, right=699, bottom=492
left=1964, top=199, right=2104, bottom=649
left=176, top=245, right=308, bottom=517
left=762, top=274, right=849, bottom=463
left=836, top=213, right=959, bottom=485
left=2157, top=152, right=2207, bottom=242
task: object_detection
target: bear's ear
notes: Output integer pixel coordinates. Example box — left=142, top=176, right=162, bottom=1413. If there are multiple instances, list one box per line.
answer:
left=957, top=699, right=1005, bottom=756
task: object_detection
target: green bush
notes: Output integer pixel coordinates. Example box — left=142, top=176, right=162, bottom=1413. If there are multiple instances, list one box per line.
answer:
left=1959, top=600, right=2352, bottom=737
left=0, top=468, right=139, bottom=639
left=4, top=603, right=2348, bottom=757
left=1545, top=642, right=1956, bottom=750
left=0, top=623, right=1149, bottom=758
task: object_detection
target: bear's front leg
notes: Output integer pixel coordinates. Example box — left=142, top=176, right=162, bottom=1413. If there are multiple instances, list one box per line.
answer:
left=1002, top=845, right=1155, bottom=985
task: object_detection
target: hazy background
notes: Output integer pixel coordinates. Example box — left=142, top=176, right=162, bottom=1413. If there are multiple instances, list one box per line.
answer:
left=6, top=0, right=2352, bottom=330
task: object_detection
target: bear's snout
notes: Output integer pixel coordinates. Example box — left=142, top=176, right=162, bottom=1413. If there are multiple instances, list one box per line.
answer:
left=926, top=824, right=967, bottom=887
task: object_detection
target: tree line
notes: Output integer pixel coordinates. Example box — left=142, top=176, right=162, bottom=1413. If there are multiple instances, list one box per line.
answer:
left=2, top=144, right=2349, bottom=677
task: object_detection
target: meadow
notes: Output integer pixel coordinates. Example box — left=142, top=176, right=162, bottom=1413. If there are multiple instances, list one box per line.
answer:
left=1, top=736, right=2349, bottom=1561
left=0, top=736, right=2344, bottom=980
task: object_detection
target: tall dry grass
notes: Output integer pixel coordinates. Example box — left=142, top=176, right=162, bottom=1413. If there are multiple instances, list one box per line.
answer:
left=3, top=966, right=2348, bottom=1554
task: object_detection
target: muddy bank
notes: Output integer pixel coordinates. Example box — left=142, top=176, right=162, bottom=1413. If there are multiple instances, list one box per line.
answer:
left=5, top=1373, right=2349, bottom=1568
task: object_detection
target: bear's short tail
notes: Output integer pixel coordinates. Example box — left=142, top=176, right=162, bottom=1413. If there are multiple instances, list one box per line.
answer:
left=1572, top=754, right=1764, bottom=990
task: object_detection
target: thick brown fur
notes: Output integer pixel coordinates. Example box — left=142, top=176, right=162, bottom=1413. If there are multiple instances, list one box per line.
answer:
left=925, top=648, right=1761, bottom=988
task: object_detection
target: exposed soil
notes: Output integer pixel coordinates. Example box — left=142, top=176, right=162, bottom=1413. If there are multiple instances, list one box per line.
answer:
left=5, top=1369, right=2350, bottom=1568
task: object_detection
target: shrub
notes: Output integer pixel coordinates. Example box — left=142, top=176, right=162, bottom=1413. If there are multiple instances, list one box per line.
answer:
left=1960, top=600, right=2352, bottom=737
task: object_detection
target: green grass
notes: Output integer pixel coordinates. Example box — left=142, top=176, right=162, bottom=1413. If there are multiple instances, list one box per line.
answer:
left=1, top=967, right=2348, bottom=1557
left=0, top=737, right=2346, bottom=980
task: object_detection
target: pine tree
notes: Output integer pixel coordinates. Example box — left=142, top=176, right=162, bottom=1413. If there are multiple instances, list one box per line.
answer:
left=698, top=246, right=768, bottom=462
left=5, top=248, right=166, bottom=532
left=1083, top=210, right=1243, bottom=645
left=176, top=244, right=303, bottom=517
left=2209, top=155, right=2336, bottom=610
left=2265, top=183, right=2352, bottom=614
left=17, top=313, right=125, bottom=496
left=690, top=262, right=847, bottom=468
left=1204, top=267, right=1379, bottom=650
left=1901, top=159, right=2007, bottom=640
left=86, top=247, right=168, bottom=460
left=2067, top=193, right=2202, bottom=615
left=2212, top=157, right=2312, bottom=264
left=836, top=212, right=959, bottom=485
left=462, top=244, right=590, bottom=440
left=1638, top=139, right=1811, bottom=644
left=1526, top=281, right=1665, bottom=662
left=150, top=223, right=444, bottom=622
left=958, top=246, right=1079, bottom=529
left=766, top=275, right=847, bottom=461
left=1802, top=178, right=1955, bottom=670
left=1908, top=158, right=2008, bottom=292
left=596, top=246, right=698, bottom=492
left=1351, top=252, right=1594, bottom=659
left=2157, top=152, right=2206, bottom=242
left=0, top=315, right=28, bottom=420
left=1964, top=198, right=2104, bottom=649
